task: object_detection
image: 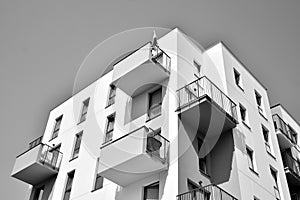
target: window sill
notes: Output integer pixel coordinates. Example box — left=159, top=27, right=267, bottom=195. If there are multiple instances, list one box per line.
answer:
left=267, top=151, right=276, bottom=160
left=259, top=111, right=268, bottom=121
left=242, top=121, right=251, bottom=130
left=199, top=170, right=210, bottom=179
left=236, top=84, right=244, bottom=92
left=146, top=113, right=161, bottom=123
left=105, top=103, right=114, bottom=109
left=91, top=187, right=102, bottom=192
left=69, top=156, right=78, bottom=162
left=101, top=139, right=113, bottom=147
left=249, top=168, right=259, bottom=177
left=77, top=120, right=86, bottom=126
left=49, top=136, right=58, bottom=142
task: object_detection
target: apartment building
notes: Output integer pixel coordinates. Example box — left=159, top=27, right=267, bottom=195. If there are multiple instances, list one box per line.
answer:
left=271, top=104, right=300, bottom=199
left=11, top=27, right=296, bottom=200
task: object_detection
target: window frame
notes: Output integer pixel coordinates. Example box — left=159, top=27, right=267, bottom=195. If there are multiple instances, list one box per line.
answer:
left=51, top=115, right=63, bottom=140
left=255, top=90, right=264, bottom=115
left=71, top=131, right=83, bottom=160
left=78, top=98, right=90, bottom=123
left=103, top=113, right=115, bottom=144
left=246, top=146, right=257, bottom=174
left=147, top=87, right=162, bottom=121
left=239, top=103, right=250, bottom=128
left=270, top=166, right=280, bottom=200
left=262, top=125, right=272, bottom=155
left=106, top=84, right=116, bottom=107
left=63, top=170, right=75, bottom=200
left=143, top=182, right=159, bottom=200
left=233, top=68, right=243, bottom=90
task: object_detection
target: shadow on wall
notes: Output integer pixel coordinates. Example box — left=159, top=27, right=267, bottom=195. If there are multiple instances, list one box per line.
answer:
left=29, top=176, right=56, bottom=200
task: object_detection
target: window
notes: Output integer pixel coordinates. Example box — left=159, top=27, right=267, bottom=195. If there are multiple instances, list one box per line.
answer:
left=94, top=174, right=104, bottom=191
left=234, top=68, right=243, bottom=89
left=197, top=138, right=208, bottom=175
left=255, top=91, right=263, bottom=114
left=146, top=129, right=162, bottom=158
left=193, top=60, right=201, bottom=77
left=79, top=98, right=90, bottom=123
left=63, top=171, right=75, bottom=200
left=104, top=114, right=115, bottom=143
left=262, top=126, right=272, bottom=154
left=33, top=186, right=44, bottom=200
left=239, top=104, right=249, bottom=126
left=52, top=115, right=63, bottom=139
left=143, top=182, right=159, bottom=200
left=71, top=132, right=83, bottom=159
left=107, top=85, right=116, bottom=107
left=148, top=87, right=162, bottom=120
left=246, top=147, right=255, bottom=171
left=270, top=167, right=280, bottom=200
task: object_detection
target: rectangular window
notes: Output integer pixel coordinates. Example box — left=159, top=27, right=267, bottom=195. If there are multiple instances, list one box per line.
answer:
left=197, top=138, right=208, bottom=175
left=246, top=147, right=255, bottom=171
left=148, top=87, right=162, bottom=120
left=239, top=104, right=249, bottom=125
left=270, top=167, right=280, bottom=200
left=262, top=126, right=272, bottom=154
left=255, top=90, right=263, bottom=114
left=234, top=68, right=243, bottom=89
left=71, top=132, right=83, bottom=159
left=107, top=85, right=116, bottom=107
left=52, top=115, right=63, bottom=139
left=94, top=174, right=104, bottom=190
left=33, top=186, right=44, bottom=200
left=104, top=114, right=115, bottom=143
left=193, top=60, right=201, bottom=77
left=79, top=98, right=90, bottom=123
left=143, top=182, right=159, bottom=200
left=63, top=171, right=75, bottom=200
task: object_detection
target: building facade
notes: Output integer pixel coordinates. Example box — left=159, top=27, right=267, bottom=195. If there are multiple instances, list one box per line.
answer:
left=11, top=28, right=298, bottom=200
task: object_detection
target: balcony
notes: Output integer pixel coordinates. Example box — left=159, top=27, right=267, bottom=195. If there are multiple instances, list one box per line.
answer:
left=273, top=114, right=298, bottom=150
left=11, top=137, right=63, bottom=185
left=177, top=184, right=238, bottom=200
left=282, top=151, right=300, bottom=187
left=112, top=42, right=171, bottom=96
left=177, top=76, right=238, bottom=137
left=98, top=126, right=169, bottom=186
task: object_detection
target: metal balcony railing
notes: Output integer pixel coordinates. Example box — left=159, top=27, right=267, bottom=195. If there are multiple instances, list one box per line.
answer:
left=177, top=184, right=238, bottom=200
left=28, top=136, right=43, bottom=150
left=17, top=141, right=63, bottom=171
left=273, top=114, right=298, bottom=144
left=101, top=126, right=169, bottom=164
left=177, top=76, right=238, bottom=122
left=150, top=44, right=171, bottom=73
left=282, top=151, right=300, bottom=179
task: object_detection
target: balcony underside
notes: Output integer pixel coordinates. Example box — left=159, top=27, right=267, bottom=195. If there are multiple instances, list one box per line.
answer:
left=99, top=153, right=168, bottom=186
left=285, top=168, right=300, bottom=189
left=98, top=126, right=168, bottom=186
left=277, top=132, right=294, bottom=150
left=113, top=60, right=169, bottom=96
left=178, top=95, right=237, bottom=138
left=12, top=162, right=58, bottom=185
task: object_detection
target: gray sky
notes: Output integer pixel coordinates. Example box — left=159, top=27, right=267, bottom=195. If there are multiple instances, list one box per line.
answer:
left=1, top=0, right=300, bottom=199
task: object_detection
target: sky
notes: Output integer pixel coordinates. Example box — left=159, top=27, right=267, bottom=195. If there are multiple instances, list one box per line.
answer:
left=0, top=0, right=300, bottom=199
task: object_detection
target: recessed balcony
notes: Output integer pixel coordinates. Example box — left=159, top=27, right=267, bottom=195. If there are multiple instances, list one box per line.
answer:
left=177, top=76, right=238, bottom=137
left=112, top=42, right=171, bottom=96
left=273, top=114, right=298, bottom=150
left=282, top=151, right=300, bottom=188
left=98, top=126, right=169, bottom=186
left=11, top=137, right=63, bottom=185
left=177, top=184, right=238, bottom=200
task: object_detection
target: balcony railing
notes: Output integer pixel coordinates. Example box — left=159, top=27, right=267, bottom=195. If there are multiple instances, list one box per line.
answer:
left=28, top=136, right=43, bottom=150
left=177, top=184, right=238, bottom=200
left=273, top=114, right=298, bottom=144
left=177, top=76, right=238, bottom=122
left=150, top=44, right=171, bottom=72
left=282, top=151, right=300, bottom=179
